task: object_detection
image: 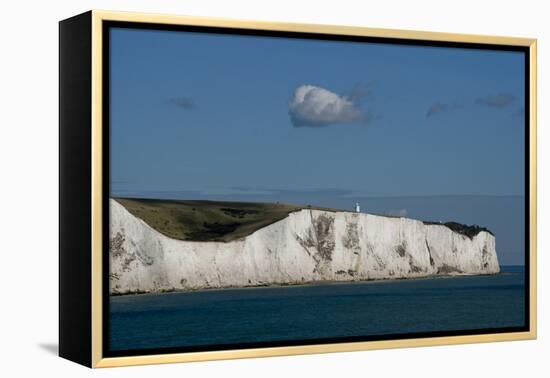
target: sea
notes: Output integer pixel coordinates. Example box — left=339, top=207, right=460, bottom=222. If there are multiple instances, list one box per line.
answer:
left=109, top=266, right=525, bottom=353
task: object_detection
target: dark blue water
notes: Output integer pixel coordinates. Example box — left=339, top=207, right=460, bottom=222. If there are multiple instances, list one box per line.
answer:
left=109, top=266, right=525, bottom=352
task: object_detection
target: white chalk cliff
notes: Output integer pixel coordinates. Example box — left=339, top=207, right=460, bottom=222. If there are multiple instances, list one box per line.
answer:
left=109, top=199, right=499, bottom=294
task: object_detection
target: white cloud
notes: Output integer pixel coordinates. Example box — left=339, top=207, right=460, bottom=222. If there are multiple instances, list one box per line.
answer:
left=288, top=85, right=367, bottom=127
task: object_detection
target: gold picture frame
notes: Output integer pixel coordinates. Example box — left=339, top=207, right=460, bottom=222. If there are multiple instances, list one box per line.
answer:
left=59, top=10, right=537, bottom=368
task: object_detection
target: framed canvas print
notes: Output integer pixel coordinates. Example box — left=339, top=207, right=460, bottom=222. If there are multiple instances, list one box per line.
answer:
left=59, top=10, right=537, bottom=368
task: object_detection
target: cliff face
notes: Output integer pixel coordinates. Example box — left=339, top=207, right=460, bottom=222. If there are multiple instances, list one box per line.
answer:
left=109, top=199, right=499, bottom=294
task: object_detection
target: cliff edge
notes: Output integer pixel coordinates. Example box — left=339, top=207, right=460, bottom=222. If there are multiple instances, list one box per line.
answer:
left=109, top=199, right=499, bottom=294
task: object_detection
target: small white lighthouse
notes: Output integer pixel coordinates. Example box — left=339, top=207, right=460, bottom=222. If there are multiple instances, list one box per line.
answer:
left=355, top=202, right=361, bottom=213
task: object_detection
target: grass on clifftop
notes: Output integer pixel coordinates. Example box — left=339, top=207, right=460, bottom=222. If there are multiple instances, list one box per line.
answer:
left=114, top=197, right=337, bottom=242
left=422, top=220, right=494, bottom=238
left=114, top=197, right=492, bottom=242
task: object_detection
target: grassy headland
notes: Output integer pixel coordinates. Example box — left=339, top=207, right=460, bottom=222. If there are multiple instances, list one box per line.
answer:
left=114, top=197, right=492, bottom=242
left=114, top=197, right=337, bottom=242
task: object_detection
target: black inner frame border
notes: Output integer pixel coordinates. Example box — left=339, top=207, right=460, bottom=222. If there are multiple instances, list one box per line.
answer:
left=101, top=20, right=531, bottom=358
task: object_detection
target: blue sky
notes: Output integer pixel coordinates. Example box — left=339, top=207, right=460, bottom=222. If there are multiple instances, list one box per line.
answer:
left=109, top=27, right=526, bottom=264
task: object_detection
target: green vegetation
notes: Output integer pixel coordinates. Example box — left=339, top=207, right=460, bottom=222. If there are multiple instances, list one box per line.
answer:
left=114, top=197, right=493, bottom=242
left=422, top=220, right=493, bottom=238
left=114, top=197, right=337, bottom=242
